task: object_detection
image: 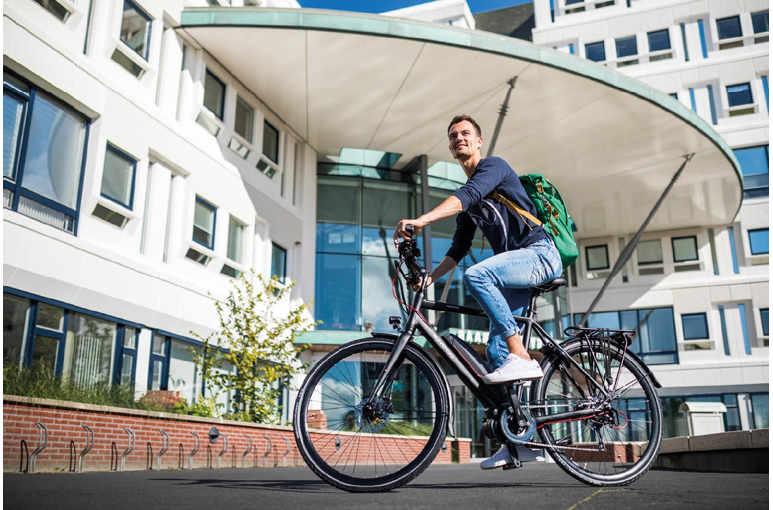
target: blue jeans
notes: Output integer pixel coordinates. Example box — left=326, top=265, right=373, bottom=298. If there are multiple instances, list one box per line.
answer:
left=463, top=238, right=563, bottom=370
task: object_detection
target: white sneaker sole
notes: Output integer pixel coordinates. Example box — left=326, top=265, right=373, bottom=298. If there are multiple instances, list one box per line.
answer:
left=482, top=369, right=543, bottom=384
left=480, top=458, right=511, bottom=470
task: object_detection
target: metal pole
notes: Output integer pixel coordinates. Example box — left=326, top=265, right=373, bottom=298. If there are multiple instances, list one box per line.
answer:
left=120, top=428, right=135, bottom=472
left=157, top=430, right=169, bottom=471
left=487, top=76, right=518, bottom=158
left=241, top=434, right=252, bottom=468
left=579, top=154, right=695, bottom=326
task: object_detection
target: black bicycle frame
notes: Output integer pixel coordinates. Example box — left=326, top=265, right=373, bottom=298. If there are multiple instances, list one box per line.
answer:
left=366, top=285, right=605, bottom=427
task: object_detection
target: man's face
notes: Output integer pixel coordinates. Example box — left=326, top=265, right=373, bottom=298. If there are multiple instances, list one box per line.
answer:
left=448, top=120, right=482, bottom=160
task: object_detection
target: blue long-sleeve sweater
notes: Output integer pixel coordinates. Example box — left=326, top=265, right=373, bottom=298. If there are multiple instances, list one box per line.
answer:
left=445, top=157, right=548, bottom=263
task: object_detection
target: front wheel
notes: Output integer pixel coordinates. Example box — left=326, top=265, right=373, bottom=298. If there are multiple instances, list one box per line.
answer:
left=293, top=338, right=449, bottom=492
left=534, top=339, right=663, bottom=486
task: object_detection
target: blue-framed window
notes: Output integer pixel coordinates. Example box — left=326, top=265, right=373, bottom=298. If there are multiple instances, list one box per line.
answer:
left=748, top=228, right=769, bottom=255
left=3, top=290, right=139, bottom=385
left=615, top=36, right=638, bottom=59
left=680, top=23, right=689, bottom=61
left=119, top=0, right=152, bottom=60
left=585, top=245, right=609, bottom=271
left=735, top=146, right=769, bottom=199
left=752, top=11, right=769, bottom=35
left=716, top=16, right=742, bottom=40
left=148, top=332, right=170, bottom=391
left=669, top=93, right=678, bottom=100
left=574, top=307, right=679, bottom=365
left=147, top=332, right=206, bottom=404
left=585, top=41, right=606, bottom=62
left=697, top=19, right=708, bottom=57
left=718, top=305, right=730, bottom=355
left=728, top=226, right=740, bottom=274
left=272, top=242, right=287, bottom=284
left=648, top=29, right=671, bottom=53
left=203, top=70, right=226, bottom=120
left=762, top=76, right=769, bottom=112
left=688, top=88, right=697, bottom=112
left=263, top=120, right=280, bottom=163
left=739, top=303, right=751, bottom=355
left=727, top=83, right=753, bottom=107
left=3, top=71, right=89, bottom=234
left=192, top=196, right=217, bottom=250
left=672, top=236, right=698, bottom=262
left=682, top=313, right=709, bottom=340
left=761, top=309, right=769, bottom=337
left=101, top=145, right=136, bottom=209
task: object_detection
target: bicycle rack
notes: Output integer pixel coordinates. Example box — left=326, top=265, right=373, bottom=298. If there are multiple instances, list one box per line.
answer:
left=217, top=433, right=229, bottom=469
left=156, top=430, right=169, bottom=471
left=29, top=422, right=48, bottom=474
left=232, top=446, right=237, bottom=468
left=146, top=442, right=153, bottom=470
left=120, top=428, right=135, bottom=472
left=263, top=436, right=272, bottom=468
left=78, top=425, right=94, bottom=473
left=206, top=445, right=212, bottom=469
left=281, top=437, right=291, bottom=467
left=188, top=431, right=200, bottom=470
left=19, top=440, right=29, bottom=473
left=241, top=434, right=253, bottom=468
left=177, top=444, right=184, bottom=470
left=110, top=442, right=118, bottom=471
left=68, top=441, right=76, bottom=472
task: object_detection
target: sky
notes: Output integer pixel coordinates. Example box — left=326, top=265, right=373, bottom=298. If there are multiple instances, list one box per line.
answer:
left=298, top=0, right=533, bottom=15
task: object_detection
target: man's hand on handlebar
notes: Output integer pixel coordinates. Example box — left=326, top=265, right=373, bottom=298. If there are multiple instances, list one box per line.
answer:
left=393, top=218, right=427, bottom=248
left=411, top=274, right=434, bottom=292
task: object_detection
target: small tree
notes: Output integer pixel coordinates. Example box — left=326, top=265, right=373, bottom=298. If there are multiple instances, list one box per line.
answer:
left=192, top=272, right=317, bottom=423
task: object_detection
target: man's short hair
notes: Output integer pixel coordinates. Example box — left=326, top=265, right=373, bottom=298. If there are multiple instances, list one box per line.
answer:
left=447, top=115, right=482, bottom=138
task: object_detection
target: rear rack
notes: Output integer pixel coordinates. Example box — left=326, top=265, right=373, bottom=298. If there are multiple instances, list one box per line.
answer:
left=564, top=326, right=635, bottom=346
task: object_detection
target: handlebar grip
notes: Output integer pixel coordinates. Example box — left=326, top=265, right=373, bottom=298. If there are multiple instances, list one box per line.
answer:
left=405, top=224, right=415, bottom=235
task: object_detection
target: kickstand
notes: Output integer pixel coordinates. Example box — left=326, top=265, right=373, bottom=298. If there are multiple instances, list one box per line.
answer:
left=503, top=444, right=522, bottom=470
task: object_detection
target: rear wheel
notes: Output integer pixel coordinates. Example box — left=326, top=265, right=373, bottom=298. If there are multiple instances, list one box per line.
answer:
left=534, top=339, right=662, bottom=486
left=294, top=338, right=449, bottom=492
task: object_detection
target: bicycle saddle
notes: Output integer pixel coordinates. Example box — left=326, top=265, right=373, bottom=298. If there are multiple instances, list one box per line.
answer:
left=530, top=277, right=567, bottom=296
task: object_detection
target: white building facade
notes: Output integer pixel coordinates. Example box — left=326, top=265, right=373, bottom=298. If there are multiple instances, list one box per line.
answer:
left=529, top=0, right=769, bottom=434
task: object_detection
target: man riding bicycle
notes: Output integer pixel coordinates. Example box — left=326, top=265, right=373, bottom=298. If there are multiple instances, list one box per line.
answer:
left=393, top=114, right=563, bottom=469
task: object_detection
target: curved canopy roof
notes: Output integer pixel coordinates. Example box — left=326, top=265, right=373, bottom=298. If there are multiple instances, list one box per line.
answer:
left=180, top=8, right=742, bottom=238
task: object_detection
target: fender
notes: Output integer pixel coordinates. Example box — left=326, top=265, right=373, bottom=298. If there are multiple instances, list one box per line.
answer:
left=371, top=331, right=456, bottom=438
left=539, top=337, right=662, bottom=389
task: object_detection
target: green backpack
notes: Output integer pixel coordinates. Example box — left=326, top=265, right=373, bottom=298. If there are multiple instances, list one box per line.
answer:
left=488, top=174, right=579, bottom=269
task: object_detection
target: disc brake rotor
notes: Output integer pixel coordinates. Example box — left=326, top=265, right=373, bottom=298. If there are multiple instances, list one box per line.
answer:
left=354, top=398, right=391, bottom=433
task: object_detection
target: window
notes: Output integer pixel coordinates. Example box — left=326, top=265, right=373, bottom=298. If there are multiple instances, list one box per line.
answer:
left=3, top=294, right=31, bottom=364
left=615, top=36, right=638, bottom=66
left=31, top=0, right=74, bottom=22
left=585, top=41, right=606, bottom=62
left=148, top=333, right=169, bottom=391
left=718, top=305, right=730, bottom=355
left=697, top=19, right=708, bottom=57
left=203, top=70, right=225, bottom=120
left=262, top=120, right=279, bottom=163
left=648, top=29, right=672, bottom=60
left=682, top=313, right=709, bottom=340
left=120, top=1, right=151, bottom=60
left=3, top=72, right=88, bottom=234
left=120, top=326, right=137, bottom=385
left=637, top=239, right=663, bottom=275
left=735, top=146, right=769, bottom=199
left=751, top=393, right=769, bottom=429
left=101, top=145, right=136, bottom=209
left=748, top=229, right=769, bottom=255
left=65, top=313, right=117, bottom=386
left=585, top=245, right=609, bottom=270
left=716, top=16, right=742, bottom=40
left=680, top=23, right=689, bottom=61
left=234, top=96, right=254, bottom=143
left=192, top=196, right=216, bottom=250
left=226, top=216, right=245, bottom=264
left=727, top=83, right=753, bottom=107
left=689, top=88, right=697, bottom=112
left=272, top=242, right=287, bottom=284
left=761, top=309, right=769, bottom=337
left=168, top=339, right=202, bottom=404
left=763, top=76, right=769, bottom=112
left=752, top=11, right=769, bottom=42
left=707, top=84, right=718, bottom=125
left=672, top=236, right=698, bottom=262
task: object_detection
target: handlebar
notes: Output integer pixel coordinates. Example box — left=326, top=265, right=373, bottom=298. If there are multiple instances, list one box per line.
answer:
left=398, top=224, right=425, bottom=285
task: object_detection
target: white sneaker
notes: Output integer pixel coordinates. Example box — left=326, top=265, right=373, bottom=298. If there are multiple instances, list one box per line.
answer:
left=483, top=354, right=543, bottom=384
left=480, top=445, right=514, bottom=470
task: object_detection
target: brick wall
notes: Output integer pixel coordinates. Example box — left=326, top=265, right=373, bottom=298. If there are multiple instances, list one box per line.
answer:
left=3, top=396, right=470, bottom=473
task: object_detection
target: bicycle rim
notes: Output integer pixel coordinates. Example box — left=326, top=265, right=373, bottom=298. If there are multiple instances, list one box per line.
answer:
left=535, top=340, right=662, bottom=485
left=294, top=339, right=448, bottom=491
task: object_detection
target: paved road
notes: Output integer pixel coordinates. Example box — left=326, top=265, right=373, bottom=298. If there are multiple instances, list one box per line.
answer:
left=4, top=463, right=768, bottom=510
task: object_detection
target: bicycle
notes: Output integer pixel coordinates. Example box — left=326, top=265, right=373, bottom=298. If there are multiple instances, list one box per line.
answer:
left=293, top=226, right=663, bottom=492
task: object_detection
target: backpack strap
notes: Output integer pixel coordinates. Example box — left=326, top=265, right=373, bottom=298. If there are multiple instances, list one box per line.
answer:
left=488, top=190, right=542, bottom=230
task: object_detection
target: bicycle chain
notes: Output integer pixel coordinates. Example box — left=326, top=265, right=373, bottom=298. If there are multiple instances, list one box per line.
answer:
left=513, top=402, right=613, bottom=453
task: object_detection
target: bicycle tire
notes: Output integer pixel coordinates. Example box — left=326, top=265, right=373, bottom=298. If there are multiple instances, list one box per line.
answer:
left=293, top=338, right=449, bottom=492
left=533, top=338, right=663, bottom=486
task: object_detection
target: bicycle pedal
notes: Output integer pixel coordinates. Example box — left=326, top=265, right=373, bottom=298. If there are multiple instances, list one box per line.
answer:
left=502, top=460, right=522, bottom=470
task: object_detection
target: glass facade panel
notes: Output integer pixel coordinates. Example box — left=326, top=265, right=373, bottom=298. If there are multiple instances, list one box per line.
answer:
left=752, top=11, right=769, bottom=34
left=735, top=146, right=769, bottom=199
left=64, top=313, right=117, bottom=386
left=682, top=313, right=709, bottom=340
left=32, top=336, right=59, bottom=373
left=121, top=353, right=134, bottom=385
left=120, top=1, right=151, bottom=59
left=672, top=236, right=698, bottom=262
left=263, top=121, right=279, bottom=163
left=227, top=216, right=245, bottom=264
left=761, top=309, right=769, bottom=336
left=234, top=96, right=254, bottom=142
left=203, top=71, right=225, bottom=120
left=21, top=92, right=86, bottom=209
left=716, top=16, right=742, bottom=39
left=36, top=303, right=64, bottom=331
left=361, top=255, right=401, bottom=332
left=315, top=253, right=360, bottom=330
left=615, top=36, right=638, bottom=58
left=3, top=294, right=31, bottom=363
left=585, top=245, right=609, bottom=270
left=151, top=359, right=164, bottom=390
left=648, top=29, right=671, bottom=52
left=152, top=333, right=167, bottom=355
left=748, top=229, right=769, bottom=255
left=193, top=198, right=216, bottom=248
left=168, top=340, right=201, bottom=403
left=727, top=83, right=753, bottom=106
left=637, top=239, right=663, bottom=265
left=3, top=90, right=25, bottom=179
left=101, top=147, right=135, bottom=208
left=751, top=394, right=769, bottom=429
left=585, top=42, right=605, bottom=62
left=271, top=243, right=287, bottom=283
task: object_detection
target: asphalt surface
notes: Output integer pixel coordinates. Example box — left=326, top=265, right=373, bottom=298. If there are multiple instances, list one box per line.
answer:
left=4, top=463, right=768, bottom=510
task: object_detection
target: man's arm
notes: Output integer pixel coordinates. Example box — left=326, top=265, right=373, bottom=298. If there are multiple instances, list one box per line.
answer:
left=393, top=195, right=463, bottom=247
